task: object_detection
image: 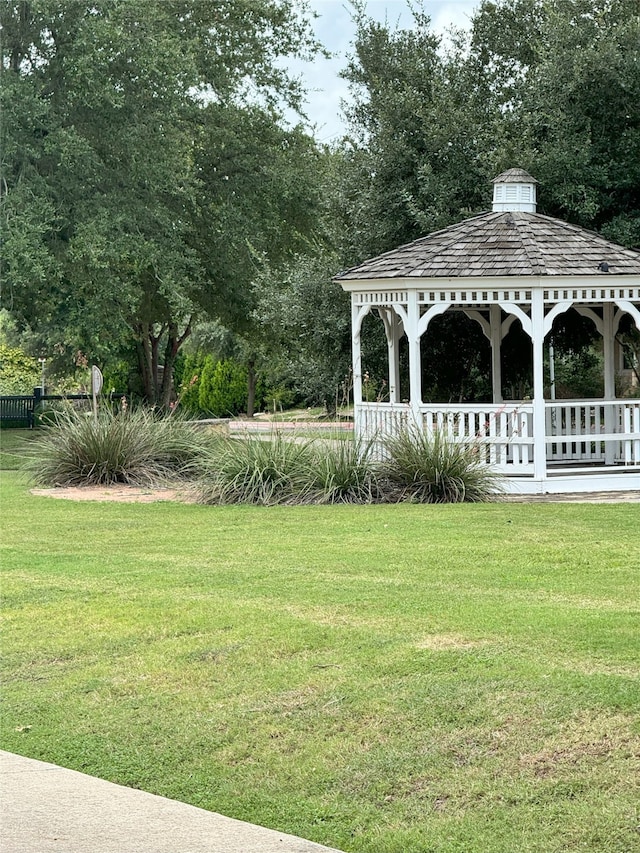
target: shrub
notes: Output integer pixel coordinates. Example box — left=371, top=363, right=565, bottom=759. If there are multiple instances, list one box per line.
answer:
left=308, top=437, right=381, bottom=504
left=101, top=360, right=133, bottom=396
left=24, top=407, right=213, bottom=487
left=198, top=433, right=383, bottom=506
left=379, top=427, right=503, bottom=503
left=198, top=357, right=247, bottom=417
left=0, top=344, right=39, bottom=395
left=177, top=352, right=206, bottom=415
left=197, top=432, right=316, bottom=505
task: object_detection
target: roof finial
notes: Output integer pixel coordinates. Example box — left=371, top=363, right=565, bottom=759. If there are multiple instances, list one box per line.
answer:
left=492, top=168, right=537, bottom=213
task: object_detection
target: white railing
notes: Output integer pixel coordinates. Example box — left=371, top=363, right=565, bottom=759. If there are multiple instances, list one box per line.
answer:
left=623, top=402, right=640, bottom=464
left=356, top=402, right=411, bottom=441
left=546, top=400, right=640, bottom=465
left=357, top=402, right=534, bottom=471
left=357, top=400, right=640, bottom=469
left=420, top=403, right=534, bottom=470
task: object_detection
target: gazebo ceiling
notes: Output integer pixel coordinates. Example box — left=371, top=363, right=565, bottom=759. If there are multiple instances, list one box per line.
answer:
left=334, top=211, right=640, bottom=281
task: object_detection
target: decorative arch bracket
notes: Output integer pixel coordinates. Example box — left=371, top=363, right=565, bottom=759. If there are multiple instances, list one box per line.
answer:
left=575, top=305, right=604, bottom=336
left=543, top=301, right=573, bottom=337
left=417, top=302, right=451, bottom=337
left=377, top=306, right=405, bottom=343
left=499, top=302, right=532, bottom=338
left=462, top=309, right=490, bottom=340
left=616, top=300, right=640, bottom=332
left=352, top=304, right=372, bottom=343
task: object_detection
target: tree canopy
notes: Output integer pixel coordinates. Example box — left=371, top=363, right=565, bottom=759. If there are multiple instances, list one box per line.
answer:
left=341, top=0, right=640, bottom=256
left=1, top=0, right=638, bottom=409
left=1, top=0, right=322, bottom=403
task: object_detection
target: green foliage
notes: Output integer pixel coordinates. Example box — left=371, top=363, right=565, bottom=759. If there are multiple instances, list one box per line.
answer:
left=468, top=0, right=640, bottom=243
left=198, top=433, right=315, bottom=505
left=307, top=436, right=381, bottom=504
left=199, top=432, right=380, bottom=506
left=101, top=360, right=133, bottom=395
left=198, top=357, right=248, bottom=417
left=420, top=314, right=493, bottom=403
left=341, top=7, right=495, bottom=261
left=24, top=408, right=212, bottom=487
left=176, top=352, right=206, bottom=414
left=0, top=344, right=40, bottom=395
left=252, top=250, right=352, bottom=411
left=380, top=427, right=503, bottom=503
left=553, top=349, right=604, bottom=399
left=197, top=429, right=499, bottom=506
left=0, top=0, right=324, bottom=406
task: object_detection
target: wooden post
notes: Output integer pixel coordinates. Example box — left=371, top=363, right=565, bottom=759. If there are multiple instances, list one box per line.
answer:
left=351, top=296, right=363, bottom=435
left=531, top=290, right=547, bottom=481
left=91, top=365, right=103, bottom=422
left=388, top=312, right=401, bottom=404
left=407, top=291, right=422, bottom=430
left=490, top=305, right=503, bottom=404
left=603, top=303, right=616, bottom=464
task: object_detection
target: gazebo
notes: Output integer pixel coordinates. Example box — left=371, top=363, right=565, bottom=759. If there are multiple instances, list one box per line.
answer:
left=335, top=169, right=640, bottom=494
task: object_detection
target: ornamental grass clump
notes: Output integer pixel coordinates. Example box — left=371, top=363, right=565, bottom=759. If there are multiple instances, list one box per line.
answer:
left=25, top=407, right=211, bottom=487
left=307, top=437, right=381, bottom=504
left=197, top=432, right=316, bottom=505
left=380, top=426, right=503, bottom=503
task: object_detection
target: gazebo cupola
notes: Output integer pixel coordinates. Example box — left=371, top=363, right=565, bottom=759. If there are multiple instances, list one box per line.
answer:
left=335, top=168, right=640, bottom=495
left=492, top=168, right=537, bottom=212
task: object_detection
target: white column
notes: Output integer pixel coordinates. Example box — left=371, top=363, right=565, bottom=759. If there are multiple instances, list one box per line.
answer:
left=490, top=305, right=503, bottom=404
left=602, top=302, right=616, bottom=464
left=388, top=313, right=401, bottom=404
left=603, top=303, right=616, bottom=399
left=379, top=308, right=402, bottom=404
left=351, top=296, right=363, bottom=424
left=531, top=290, right=547, bottom=480
left=407, top=290, right=422, bottom=429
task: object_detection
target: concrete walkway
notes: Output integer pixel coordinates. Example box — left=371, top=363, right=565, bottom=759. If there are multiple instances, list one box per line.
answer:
left=0, top=751, right=345, bottom=853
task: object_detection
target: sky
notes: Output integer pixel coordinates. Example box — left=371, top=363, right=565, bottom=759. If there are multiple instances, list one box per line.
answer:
left=288, top=0, right=480, bottom=142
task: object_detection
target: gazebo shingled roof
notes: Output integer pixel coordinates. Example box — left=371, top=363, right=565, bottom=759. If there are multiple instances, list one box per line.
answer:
left=334, top=211, right=640, bottom=280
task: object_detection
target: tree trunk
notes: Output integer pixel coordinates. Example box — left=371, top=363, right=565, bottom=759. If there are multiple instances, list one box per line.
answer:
left=135, top=319, right=193, bottom=408
left=160, top=339, right=177, bottom=409
left=134, top=322, right=164, bottom=405
left=135, top=322, right=156, bottom=403
left=246, top=357, right=256, bottom=418
left=160, top=319, right=193, bottom=409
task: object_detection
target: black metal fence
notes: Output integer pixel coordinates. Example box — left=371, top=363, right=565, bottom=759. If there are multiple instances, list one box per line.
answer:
left=0, top=389, right=126, bottom=428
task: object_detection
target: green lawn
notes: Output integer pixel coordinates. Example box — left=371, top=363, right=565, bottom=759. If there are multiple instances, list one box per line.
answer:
left=1, top=433, right=639, bottom=852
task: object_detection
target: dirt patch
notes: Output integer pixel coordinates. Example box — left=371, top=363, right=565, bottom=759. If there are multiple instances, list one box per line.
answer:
left=28, top=485, right=640, bottom=504
left=519, top=735, right=634, bottom=778
left=413, top=634, right=490, bottom=651
left=30, top=485, right=196, bottom=503
left=518, top=713, right=640, bottom=779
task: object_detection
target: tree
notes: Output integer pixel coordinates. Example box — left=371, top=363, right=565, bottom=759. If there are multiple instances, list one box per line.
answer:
left=251, top=246, right=352, bottom=411
left=468, top=0, right=640, bottom=244
left=1, top=0, right=322, bottom=405
left=339, top=2, right=504, bottom=264
left=190, top=103, right=327, bottom=415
